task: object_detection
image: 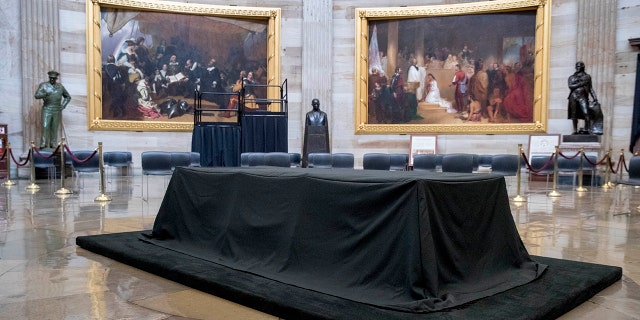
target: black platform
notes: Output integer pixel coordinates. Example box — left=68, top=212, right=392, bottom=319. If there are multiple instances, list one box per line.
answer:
left=76, top=231, right=621, bottom=320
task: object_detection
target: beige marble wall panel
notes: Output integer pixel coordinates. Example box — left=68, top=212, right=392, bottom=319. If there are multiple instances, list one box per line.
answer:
left=547, top=0, right=578, bottom=135
left=330, top=16, right=356, bottom=153
left=613, top=0, right=639, bottom=154
left=0, top=0, right=23, bottom=157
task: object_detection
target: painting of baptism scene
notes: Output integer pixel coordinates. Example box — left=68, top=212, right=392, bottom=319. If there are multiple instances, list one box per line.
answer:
left=100, top=8, right=268, bottom=124
left=367, top=11, right=536, bottom=125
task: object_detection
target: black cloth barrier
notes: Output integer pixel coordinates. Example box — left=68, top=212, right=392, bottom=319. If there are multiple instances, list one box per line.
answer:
left=145, top=167, right=547, bottom=312
left=191, top=125, right=241, bottom=167
left=241, top=113, right=288, bottom=153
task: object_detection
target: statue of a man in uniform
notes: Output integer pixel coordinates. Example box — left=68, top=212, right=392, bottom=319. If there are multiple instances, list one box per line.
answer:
left=34, top=71, right=71, bottom=149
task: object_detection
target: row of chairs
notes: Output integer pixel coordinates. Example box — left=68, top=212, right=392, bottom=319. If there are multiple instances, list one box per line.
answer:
left=32, top=150, right=134, bottom=183
left=412, top=153, right=520, bottom=176
left=308, top=153, right=355, bottom=169
left=238, top=152, right=516, bottom=174
left=141, top=151, right=201, bottom=200
left=307, top=153, right=409, bottom=170
left=240, top=152, right=299, bottom=168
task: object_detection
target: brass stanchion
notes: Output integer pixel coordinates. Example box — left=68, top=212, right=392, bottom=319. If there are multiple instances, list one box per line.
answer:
left=25, top=142, right=39, bottom=191
left=576, top=147, right=588, bottom=192
left=2, top=142, right=16, bottom=186
left=512, top=144, right=527, bottom=202
left=548, top=146, right=561, bottom=197
left=55, top=138, right=72, bottom=195
left=602, top=148, right=615, bottom=189
left=616, top=149, right=625, bottom=186
left=94, top=142, right=111, bottom=202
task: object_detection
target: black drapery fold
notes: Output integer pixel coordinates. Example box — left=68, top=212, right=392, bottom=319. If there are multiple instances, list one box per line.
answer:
left=241, top=114, right=288, bottom=153
left=631, top=52, right=640, bottom=153
left=146, top=167, right=546, bottom=312
left=191, top=125, right=241, bottom=167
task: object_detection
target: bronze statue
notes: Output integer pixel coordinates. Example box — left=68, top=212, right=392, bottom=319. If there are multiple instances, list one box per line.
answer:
left=34, top=71, right=71, bottom=149
left=567, top=61, right=603, bottom=135
left=302, top=98, right=330, bottom=167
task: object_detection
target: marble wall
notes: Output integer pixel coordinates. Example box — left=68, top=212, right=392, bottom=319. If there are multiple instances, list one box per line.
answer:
left=0, top=0, right=637, bottom=173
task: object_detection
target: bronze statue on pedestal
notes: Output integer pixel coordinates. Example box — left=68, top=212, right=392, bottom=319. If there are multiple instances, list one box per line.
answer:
left=567, top=61, right=603, bottom=135
left=34, top=71, right=71, bottom=149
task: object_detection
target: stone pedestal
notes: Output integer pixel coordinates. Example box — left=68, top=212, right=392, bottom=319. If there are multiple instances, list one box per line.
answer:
left=562, top=134, right=600, bottom=143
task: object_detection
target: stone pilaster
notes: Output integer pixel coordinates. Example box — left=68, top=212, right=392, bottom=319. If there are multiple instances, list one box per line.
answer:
left=576, top=0, right=617, bottom=147
left=20, top=0, right=60, bottom=147
left=302, top=0, right=332, bottom=142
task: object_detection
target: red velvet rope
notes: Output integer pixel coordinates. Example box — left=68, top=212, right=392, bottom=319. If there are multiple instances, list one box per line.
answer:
left=64, top=145, right=98, bottom=163
left=520, top=152, right=555, bottom=173
left=607, top=155, right=618, bottom=174
left=557, top=150, right=580, bottom=159
left=619, top=154, right=629, bottom=173
left=33, top=144, right=62, bottom=158
left=0, top=149, right=5, bottom=161
left=582, top=152, right=607, bottom=167
left=10, top=149, right=31, bottom=167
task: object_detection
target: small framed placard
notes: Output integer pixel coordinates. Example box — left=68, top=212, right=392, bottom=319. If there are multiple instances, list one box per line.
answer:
left=409, top=135, right=437, bottom=166
left=528, top=134, right=560, bottom=158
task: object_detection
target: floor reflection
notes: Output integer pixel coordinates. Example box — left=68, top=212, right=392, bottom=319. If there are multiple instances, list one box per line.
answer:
left=0, top=173, right=638, bottom=319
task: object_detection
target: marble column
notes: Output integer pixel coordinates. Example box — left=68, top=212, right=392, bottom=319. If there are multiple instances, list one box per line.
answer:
left=576, top=0, right=617, bottom=147
left=20, top=0, right=60, bottom=147
left=302, top=0, right=333, bottom=132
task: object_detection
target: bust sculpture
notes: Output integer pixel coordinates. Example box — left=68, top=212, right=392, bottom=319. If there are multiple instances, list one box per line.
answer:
left=302, top=98, right=330, bottom=167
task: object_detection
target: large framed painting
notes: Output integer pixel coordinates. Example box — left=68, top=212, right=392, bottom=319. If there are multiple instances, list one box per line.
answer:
left=354, top=0, right=551, bottom=134
left=86, top=0, right=281, bottom=131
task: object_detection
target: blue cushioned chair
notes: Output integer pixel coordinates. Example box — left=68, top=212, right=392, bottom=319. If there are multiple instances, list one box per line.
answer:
left=441, top=153, right=475, bottom=173
left=171, top=152, right=192, bottom=170
left=289, top=153, right=302, bottom=167
left=389, top=153, right=409, bottom=171
left=528, top=155, right=555, bottom=185
left=308, top=153, right=332, bottom=169
left=33, top=150, right=56, bottom=183
left=190, top=152, right=201, bottom=167
left=363, top=153, right=391, bottom=171
left=264, top=152, right=292, bottom=168
left=412, top=154, right=438, bottom=172
left=491, top=154, right=520, bottom=177
left=619, top=156, right=640, bottom=185
left=141, top=151, right=173, bottom=200
left=70, top=150, right=100, bottom=189
left=103, top=151, right=133, bottom=179
left=331, top=153, right=354, bottom=169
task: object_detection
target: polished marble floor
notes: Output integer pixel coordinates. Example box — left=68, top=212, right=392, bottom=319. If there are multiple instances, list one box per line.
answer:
left=0, top=170, right=639, bottom=320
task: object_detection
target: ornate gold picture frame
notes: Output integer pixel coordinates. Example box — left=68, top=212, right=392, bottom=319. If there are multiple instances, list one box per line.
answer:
left=354, top=0, right=551, bottom=135
left=86, top=0, right=281, bottom=132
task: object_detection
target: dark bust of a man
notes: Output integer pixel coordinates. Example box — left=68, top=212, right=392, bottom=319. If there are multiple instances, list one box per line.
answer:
left=302, top=98, right=330, bottom=167
left=306, top=98, right=328, bottom=127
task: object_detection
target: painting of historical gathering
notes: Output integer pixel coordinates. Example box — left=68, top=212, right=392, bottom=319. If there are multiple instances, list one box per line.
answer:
left=367, top=11, right=536, bottom=125
left=100, top=8, right=268, bottom=123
